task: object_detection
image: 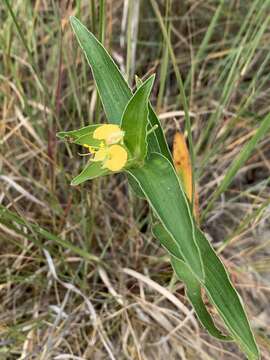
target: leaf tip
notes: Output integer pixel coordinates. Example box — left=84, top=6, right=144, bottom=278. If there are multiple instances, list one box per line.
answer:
left=56, top=131, right=64, bottom=139
left=146, top=73, right=156, bottom=88
left=150, top=73, right=156, bottom=81
left=70, top=177, right=80, bottom=186
left=69, top=15, right=77, bottom=24
left=69, top=15, right=82, bottom=33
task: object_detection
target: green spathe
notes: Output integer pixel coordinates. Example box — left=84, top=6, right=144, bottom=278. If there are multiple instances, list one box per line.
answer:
left=121, top=75, right=155, bottom=163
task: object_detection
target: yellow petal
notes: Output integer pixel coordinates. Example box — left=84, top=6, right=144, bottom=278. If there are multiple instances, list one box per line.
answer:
left=94, top=148, right=107, bottom=162
left=106, top=130, right=125, bottom=145
left=104, top=145, right=127, bottom=171
left=93, top=124, right=122, bottom=143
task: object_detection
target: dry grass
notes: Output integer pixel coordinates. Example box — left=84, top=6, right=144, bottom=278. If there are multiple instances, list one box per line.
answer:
left=1, top=1, right=270, bottom=359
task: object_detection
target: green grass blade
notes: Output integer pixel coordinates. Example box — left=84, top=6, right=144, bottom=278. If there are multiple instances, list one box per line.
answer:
left=157, top=0, right=171, bottom=110
left=127, top=153, right=204, bottom=280
left=95, top=0, right=106, bottom=123
left=203, top=112, right=270, bottom=218
left=184, top=0, right=225, bottom=90
left=0, top=206, right=99, bottom=263
left=121, top=75, right=155, bottom=162
left=3, top=0, right=47, bottom=97
left=219, top=197, right=270, bottom=253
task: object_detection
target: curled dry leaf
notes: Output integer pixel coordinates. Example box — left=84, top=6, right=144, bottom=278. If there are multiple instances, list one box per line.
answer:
left=173, top=131, right=199, bottom=222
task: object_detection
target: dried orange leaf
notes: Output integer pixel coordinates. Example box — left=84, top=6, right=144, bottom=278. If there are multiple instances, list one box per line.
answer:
left=173, top=132, right=199, bottom=221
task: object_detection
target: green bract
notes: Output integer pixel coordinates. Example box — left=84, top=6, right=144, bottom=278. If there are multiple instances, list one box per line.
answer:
left=56, top=16, right=260, bottom=360
left=121, top=75, right=155, bottom=164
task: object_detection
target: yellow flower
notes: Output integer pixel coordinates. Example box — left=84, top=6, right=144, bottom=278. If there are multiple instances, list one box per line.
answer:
left=83, top=124, right=128, bottom=171
left=93, top=124, right=124, bottom=145
left=93, top=144, right=127, bottom=171
left=103, top=144, right=128, bottom=171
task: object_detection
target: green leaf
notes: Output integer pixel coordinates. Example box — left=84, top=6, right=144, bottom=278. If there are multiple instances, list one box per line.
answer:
left=152, top=222, right=231, bottom=341
left=172, top=256, right=232, bottom=341
left=71, top=161, right=109, bottom=186
left=195, top=228, right=259, bottom=359
left=153, top=222, right=259, bottom=359
left=126, top=174, right=145, bottom=198
left=70, top=16, right=131, bottom=124
left=69, top=16, right=172, bottom=163
left=127, top=153, right=204, bottom=280
left=121, top=75, right=155, bottom=162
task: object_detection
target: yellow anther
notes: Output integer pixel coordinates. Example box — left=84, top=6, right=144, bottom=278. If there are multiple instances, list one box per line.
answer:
left=83, top=144, right=96, bottom=153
